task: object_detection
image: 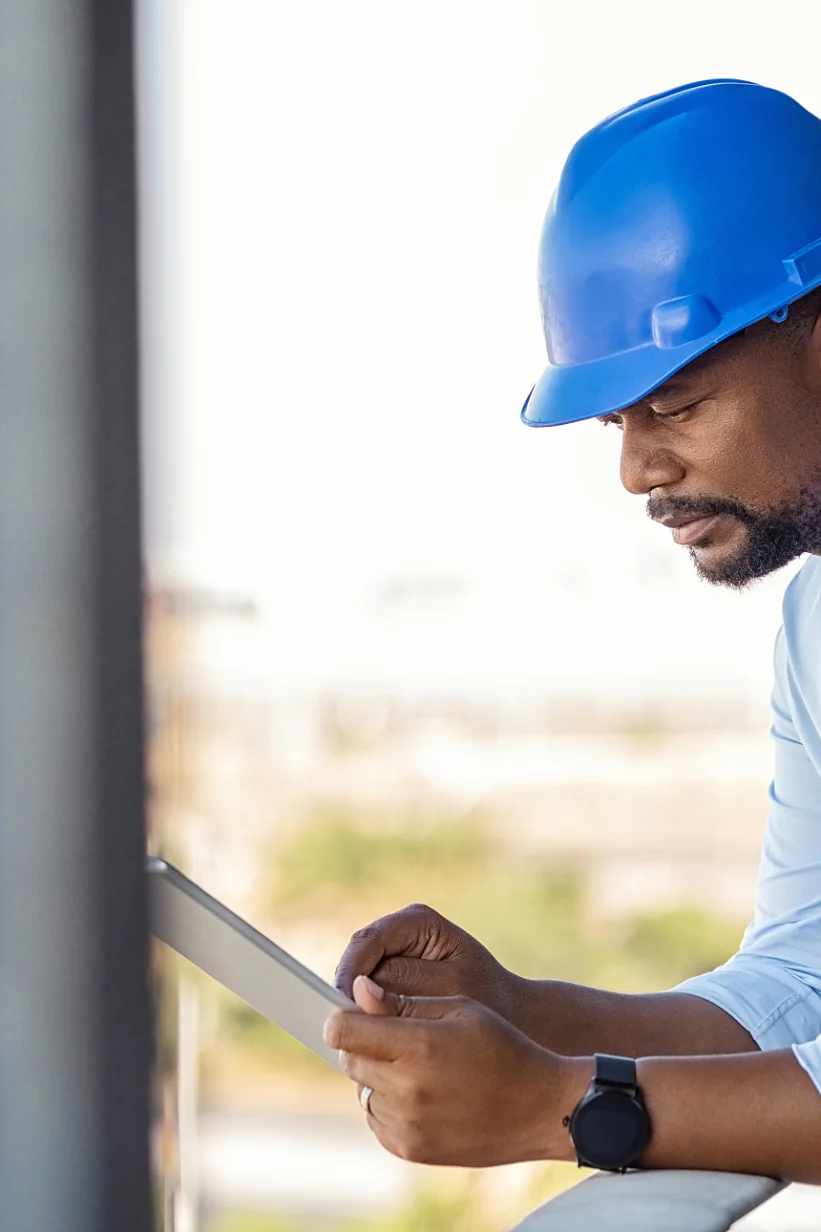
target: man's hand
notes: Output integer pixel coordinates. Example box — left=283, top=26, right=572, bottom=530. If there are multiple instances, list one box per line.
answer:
left=327, top=979, right=821, bottom=1184
left=324, top=974, right=582, bottom=1168
left=334, top=904, right=523, bottom=1024
left=333, top=905, right=760, bottom=1060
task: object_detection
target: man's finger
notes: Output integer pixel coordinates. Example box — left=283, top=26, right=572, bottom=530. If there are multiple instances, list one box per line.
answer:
left=372, top=954, right=460, bottom=997
left=389, top=991, right=471, bottom=1020
left=339, top=1049, right=384, bottom=1089
left=333, top=905, right=442, bottom=997
left=352, top=976, right=472, bottom=1022
left=334, top=921, right=388, bottom=997
left=324, top=1009, right=408, bottom=1060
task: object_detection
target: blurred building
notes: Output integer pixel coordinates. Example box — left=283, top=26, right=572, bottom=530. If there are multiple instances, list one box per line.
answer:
left=145, top=576, right=774, bottom=926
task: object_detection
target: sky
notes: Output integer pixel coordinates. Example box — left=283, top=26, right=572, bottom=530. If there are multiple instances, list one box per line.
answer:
left=136, top=0, right=820, bottom=705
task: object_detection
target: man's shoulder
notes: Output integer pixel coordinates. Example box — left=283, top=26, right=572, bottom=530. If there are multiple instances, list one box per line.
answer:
left=781, top=556, right=821, bottom=666
left=783, top=555, right=821, bottom=612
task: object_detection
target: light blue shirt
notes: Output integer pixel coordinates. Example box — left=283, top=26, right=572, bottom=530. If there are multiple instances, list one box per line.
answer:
left=674, top=553, right=821, bottom=1092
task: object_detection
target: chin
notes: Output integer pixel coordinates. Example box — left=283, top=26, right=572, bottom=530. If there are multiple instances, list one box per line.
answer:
left=689, top=532, right=756, bottom=588
left=686, top=514, right=809, bottom=587
left=688, top=541, right=781, bottom=590
left=690, top=559, right=755, bottom=589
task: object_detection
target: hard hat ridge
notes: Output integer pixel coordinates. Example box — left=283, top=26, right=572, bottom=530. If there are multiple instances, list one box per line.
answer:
left=557, top=79, right=756, bottom=210
left=522, top=79, right=821, bottom=427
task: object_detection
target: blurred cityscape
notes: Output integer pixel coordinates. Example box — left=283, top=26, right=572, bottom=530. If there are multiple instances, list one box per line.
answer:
left=136, top=5, right=821, bottom=1229
left=145, top=575, right=813, bottom=1232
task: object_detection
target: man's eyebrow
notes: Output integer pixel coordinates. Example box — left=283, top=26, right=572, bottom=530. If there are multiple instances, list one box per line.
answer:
left=595, top=380, right=702, bottom=422
left=652, top=380, right=698, bottom=399
left=644, top=376, right=709, bottom=410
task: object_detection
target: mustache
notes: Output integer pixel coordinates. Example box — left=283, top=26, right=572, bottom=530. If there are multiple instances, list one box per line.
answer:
left=646, top=494, right=757, bottom=528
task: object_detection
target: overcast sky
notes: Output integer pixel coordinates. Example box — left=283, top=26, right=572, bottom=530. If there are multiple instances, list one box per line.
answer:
left=136, top=0, right=818, bottom=704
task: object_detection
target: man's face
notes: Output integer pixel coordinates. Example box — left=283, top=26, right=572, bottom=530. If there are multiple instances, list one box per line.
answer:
left=599, top=310, right=821, bottom=588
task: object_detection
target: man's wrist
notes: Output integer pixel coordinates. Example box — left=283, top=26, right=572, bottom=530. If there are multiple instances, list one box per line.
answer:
left=557, top=1056, right=597, bottom=1159
left=524, top=1053, right=595, bottom=1161
left=498, top=968, right=532, bottom=1030
left=504, top=973, right=557, bottom=1045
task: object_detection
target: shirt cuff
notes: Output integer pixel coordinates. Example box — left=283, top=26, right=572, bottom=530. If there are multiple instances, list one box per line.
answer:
left=672, top=957, right=821, bottom=1050
left=793, top=1037, right=821, bottom=1097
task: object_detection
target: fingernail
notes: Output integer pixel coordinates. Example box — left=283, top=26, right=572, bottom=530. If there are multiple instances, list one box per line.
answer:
left=358, top=974, right=385, bottom=1000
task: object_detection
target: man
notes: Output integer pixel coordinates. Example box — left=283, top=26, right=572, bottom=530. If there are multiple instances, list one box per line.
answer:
left=324, top=79, right=821, bottom=1180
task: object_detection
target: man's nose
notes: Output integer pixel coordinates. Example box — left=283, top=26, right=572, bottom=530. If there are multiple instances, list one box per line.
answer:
left=619, top=425, right=685, bottom=496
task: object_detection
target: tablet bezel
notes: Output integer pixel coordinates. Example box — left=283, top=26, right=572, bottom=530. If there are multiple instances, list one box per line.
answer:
left=147, top=856, right=355, bottom=1067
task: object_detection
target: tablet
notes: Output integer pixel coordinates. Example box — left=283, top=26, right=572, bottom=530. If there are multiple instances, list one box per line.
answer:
left=147, top=856, right=356, bottom=1067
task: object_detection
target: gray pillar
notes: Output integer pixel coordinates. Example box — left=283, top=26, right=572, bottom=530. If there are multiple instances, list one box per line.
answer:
left=0, top=2, right=153, bottom=1230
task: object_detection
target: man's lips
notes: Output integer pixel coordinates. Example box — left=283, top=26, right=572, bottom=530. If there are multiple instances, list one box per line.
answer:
left=654, top=514, right=722, bottom=546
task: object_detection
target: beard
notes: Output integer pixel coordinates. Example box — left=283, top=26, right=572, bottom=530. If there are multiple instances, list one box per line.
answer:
left=646, top=485, right=821, bottom=589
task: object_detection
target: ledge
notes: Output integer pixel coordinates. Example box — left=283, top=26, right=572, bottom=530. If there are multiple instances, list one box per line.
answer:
left=510, top=1169, right=784, bottom=1231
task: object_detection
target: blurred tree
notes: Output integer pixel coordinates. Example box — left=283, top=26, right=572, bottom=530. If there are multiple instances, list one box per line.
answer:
left=209, top=813, right=746, bottom=1086
left=623, top=906, right=744, bottom=983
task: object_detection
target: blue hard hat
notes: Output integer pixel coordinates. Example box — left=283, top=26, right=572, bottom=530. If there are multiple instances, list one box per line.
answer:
left=521, top=79, right=821, bottom=428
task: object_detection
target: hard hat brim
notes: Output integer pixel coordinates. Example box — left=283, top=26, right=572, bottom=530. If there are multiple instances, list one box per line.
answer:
left=521, top=275, right=821, bottom=428
left=520, top=339, right=706, bottom=428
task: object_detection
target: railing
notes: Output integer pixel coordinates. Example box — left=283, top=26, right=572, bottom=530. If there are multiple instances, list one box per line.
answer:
left=511, top=1170, right=784, bottom=1231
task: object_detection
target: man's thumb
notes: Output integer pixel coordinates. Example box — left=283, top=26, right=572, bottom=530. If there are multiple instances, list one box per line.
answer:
left=352, top=974, right=394, bottom=1015
left=353, top=976, right=465, bottom=1020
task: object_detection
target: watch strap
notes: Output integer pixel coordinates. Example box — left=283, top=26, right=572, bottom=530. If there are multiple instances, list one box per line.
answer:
left=594, top=1053, right=638, bottom=1090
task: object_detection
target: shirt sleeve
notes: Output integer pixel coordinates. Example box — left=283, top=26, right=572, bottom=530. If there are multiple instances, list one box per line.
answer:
left=794, top=1035, right=821, bottom=1092
left=672, top=615, right=821, bottom=1094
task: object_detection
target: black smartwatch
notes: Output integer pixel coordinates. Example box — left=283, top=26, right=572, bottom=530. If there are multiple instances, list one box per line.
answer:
left=565, top=1053, right=650, bottom=1172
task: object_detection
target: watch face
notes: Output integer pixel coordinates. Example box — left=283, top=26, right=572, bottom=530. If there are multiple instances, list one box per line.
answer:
left=572, top=1090, right=649, bottom=1170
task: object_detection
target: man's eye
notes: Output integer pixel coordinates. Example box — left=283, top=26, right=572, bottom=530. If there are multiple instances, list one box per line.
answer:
left=600, top=416, right=623, bottom=429
left=652, top=404, right=697, bottom=422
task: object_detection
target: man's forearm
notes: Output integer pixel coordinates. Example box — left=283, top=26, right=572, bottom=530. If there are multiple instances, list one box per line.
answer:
left=508, top=977, right=758, bottom=1056
left=551, top=1048, right=821, bottom=1182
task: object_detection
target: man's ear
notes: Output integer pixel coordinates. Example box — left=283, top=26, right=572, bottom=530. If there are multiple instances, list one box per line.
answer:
left=800, top=307, right=821, bottom=396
